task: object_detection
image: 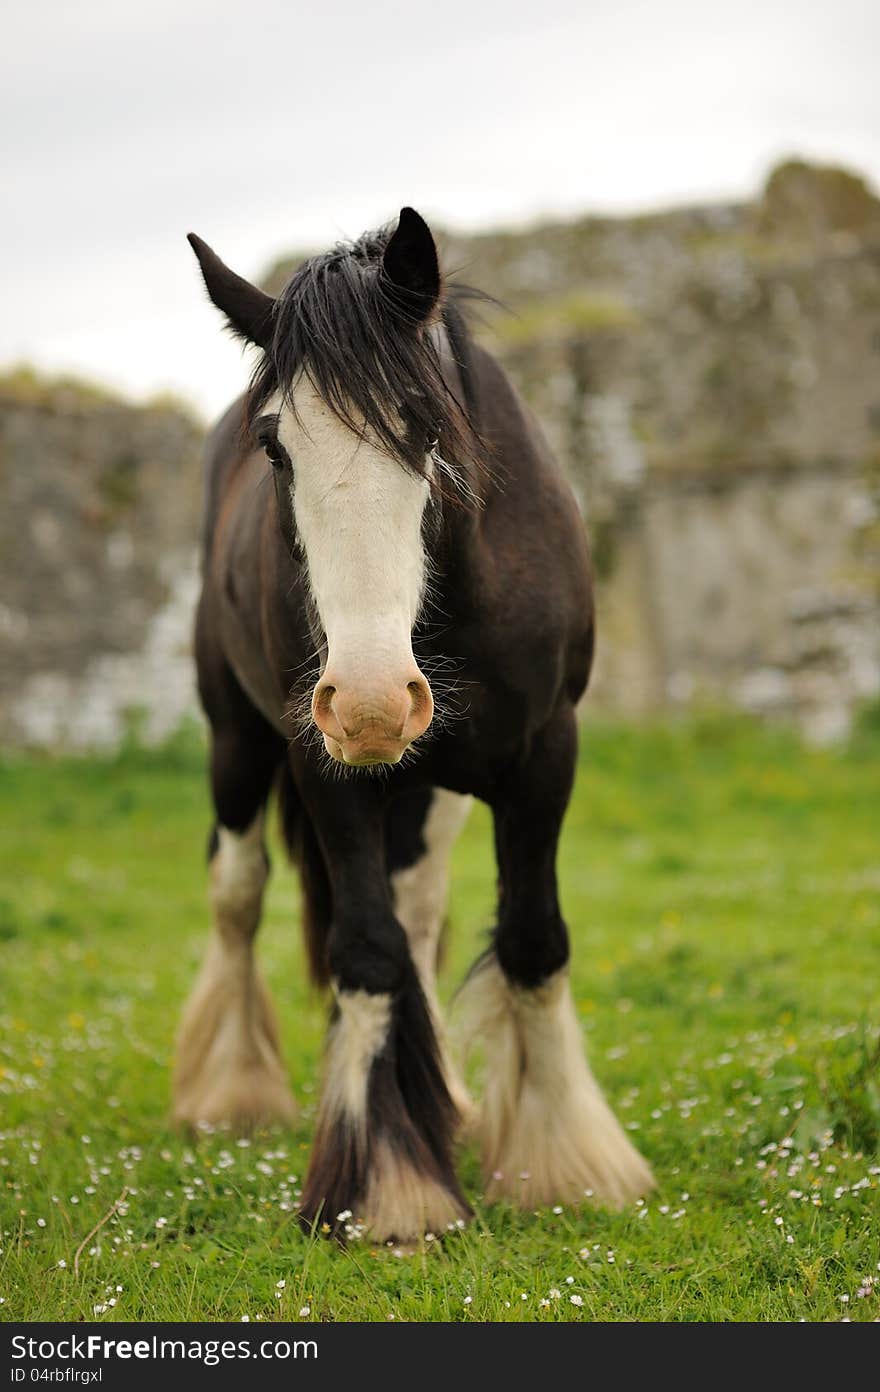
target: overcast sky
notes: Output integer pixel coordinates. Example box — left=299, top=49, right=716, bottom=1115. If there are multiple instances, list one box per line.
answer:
left=3, top=0, right=879, bottom=418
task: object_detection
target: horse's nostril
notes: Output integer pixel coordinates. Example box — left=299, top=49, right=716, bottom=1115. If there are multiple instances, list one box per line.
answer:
left=407, top=678, right=429, bottom=711
left=406, top=678, right=434, bottom=734
left=312, top=683, right=338, bottom=729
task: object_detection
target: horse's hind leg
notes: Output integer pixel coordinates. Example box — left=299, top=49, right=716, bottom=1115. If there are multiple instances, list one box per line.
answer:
left=387, top=787, right=473, bottom=1122
left=173, top=657, right=295, bottom=1131
left=458, top=706, right=654, bottom=1210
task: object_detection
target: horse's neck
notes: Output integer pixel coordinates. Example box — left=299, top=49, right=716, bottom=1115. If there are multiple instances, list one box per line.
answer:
left=430, top=319, right=490, bottom=506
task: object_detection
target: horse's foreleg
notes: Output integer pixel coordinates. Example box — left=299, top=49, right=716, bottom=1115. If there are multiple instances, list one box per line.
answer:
left=458, top=706, right=654, bottom=1210
left=389, top=788, right=474, bottom=1124
left=173, top=690, right=295, bottom=1130
left=297, top=771, right=470, bottom=1243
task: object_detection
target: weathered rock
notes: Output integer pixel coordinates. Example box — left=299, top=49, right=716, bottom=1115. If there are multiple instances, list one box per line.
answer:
left=0, top=376, right=203, bottom=748
left=423, top=161, right=880, bottom=740
left=3, top=160, right=879, bottom=748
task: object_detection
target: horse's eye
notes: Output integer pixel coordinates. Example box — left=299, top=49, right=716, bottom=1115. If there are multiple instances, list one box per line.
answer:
left=260, top=434, right=291, bottom=470
left=253, top=414, right=289, bottom=468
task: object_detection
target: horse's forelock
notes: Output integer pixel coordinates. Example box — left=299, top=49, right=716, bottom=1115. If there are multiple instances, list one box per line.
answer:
left=244, top=227, right=484, bottom=490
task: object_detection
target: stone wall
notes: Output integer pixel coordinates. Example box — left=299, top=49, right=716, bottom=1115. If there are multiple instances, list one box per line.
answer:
left=438, top=160, right=880, bottom=739
left=2, top=161, right=878, bottom=749
left=588, top=460, right=879, bottom=741
left=0, top=377, right=203, bottom=748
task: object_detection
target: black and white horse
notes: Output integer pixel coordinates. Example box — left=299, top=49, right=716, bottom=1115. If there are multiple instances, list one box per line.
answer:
left=175, top=208, right=653, bottom=1240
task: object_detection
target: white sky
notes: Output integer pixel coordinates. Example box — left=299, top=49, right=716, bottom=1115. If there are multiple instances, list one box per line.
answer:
left=3, top=0, right=879, bottom=419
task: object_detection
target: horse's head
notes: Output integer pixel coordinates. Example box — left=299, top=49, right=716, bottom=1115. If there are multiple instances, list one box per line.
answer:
left=189, top=209, right=472, bottom=769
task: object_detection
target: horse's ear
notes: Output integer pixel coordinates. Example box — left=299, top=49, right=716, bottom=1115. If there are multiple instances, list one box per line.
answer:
left=187, top=233, right=276, bottom=350
left=382, top=207, right=441, bottom=317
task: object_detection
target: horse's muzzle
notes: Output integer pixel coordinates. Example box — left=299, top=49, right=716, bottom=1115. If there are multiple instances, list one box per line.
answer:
left=311, top=668, right=433, bottom=767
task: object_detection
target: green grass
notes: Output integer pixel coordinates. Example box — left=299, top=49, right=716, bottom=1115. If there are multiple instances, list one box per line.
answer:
left=1, top=714, right=879, bottom=1323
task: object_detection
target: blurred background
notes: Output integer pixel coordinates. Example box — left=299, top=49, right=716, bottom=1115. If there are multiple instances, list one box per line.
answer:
left=2, top=0, right=879, bottom=750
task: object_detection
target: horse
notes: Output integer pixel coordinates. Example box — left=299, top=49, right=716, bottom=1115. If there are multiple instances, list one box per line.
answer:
left=175, top=207, right=654, bottom=1241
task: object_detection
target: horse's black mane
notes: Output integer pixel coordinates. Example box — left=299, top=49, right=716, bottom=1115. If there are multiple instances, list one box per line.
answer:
left=246, top=223, right=486, bottom=475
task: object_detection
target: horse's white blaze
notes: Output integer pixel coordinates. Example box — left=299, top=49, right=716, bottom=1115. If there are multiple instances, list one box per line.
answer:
left=277, top=377, right=431, bottom=686
left=457, top=958, right=655, bottom=1208
left=321, top=987, right=392, bottom=1140
left=391, top=790, right=474, bottom=1118
left=173, top=813, right=296, bottom=1128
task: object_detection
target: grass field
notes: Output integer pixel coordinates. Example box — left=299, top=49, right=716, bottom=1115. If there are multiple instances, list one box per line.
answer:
left=1, top=713, right=878, bottom=1323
